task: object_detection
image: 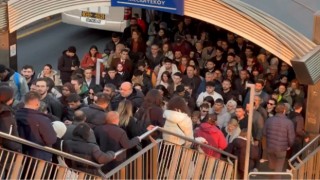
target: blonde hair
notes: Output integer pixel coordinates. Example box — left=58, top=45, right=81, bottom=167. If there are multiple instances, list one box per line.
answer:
left=228, top=118, right=239, bottom=127
left=117, top=100, right=133, bottom=127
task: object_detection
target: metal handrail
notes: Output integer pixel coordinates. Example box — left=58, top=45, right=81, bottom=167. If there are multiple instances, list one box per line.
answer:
left=114, top=126, right=238, bottom=160
left=248, top=172, right=293, bottom=179
left=288, top=134, right=320, bottom=162
left=0, top=132, right=103, bottom=168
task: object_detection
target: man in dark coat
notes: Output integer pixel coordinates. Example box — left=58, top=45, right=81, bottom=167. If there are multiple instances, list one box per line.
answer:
left=94, top=111, right=141, bottom=173
left=114, top=82, right=144, bottom=112
left=63, top=93, right=88, bottom=123
left=63, top=110, right=96, bottom=143
left=64, top=123, right=115, bottom=175
left=36, top=78, right=63, bottom=119
left=57, top=46, right=80, bottom=84
left=80, top=92, right=110, bottom=128
left=0, top=85, right=22, bottom=152
left=16, top=91, right=57, bottom=161
left=263, top=103, right=295, bottom=179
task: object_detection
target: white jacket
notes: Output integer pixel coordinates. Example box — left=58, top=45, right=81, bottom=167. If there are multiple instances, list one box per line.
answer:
left=163, top=110, right=194, bottom=146
left=156, top=64, right=179, bottom=85
left=196, top=91, right=223, bottom=107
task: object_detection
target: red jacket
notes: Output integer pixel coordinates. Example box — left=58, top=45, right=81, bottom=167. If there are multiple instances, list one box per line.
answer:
left=80, top=53, right=104, bottom=76
left=195, top=123, right=227, bottom=158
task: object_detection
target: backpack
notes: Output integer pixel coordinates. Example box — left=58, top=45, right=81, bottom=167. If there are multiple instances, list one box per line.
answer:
left=13, top=72, right=21, bottom=100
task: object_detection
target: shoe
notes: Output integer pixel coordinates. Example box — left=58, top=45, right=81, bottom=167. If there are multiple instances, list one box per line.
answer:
left=253, top=168, right=259, bottom=172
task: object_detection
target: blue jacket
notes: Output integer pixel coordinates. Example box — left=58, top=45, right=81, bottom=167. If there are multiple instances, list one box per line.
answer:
left=263, top=113, right=295, bottom=151
left=16, top=108, right=57, bottom=161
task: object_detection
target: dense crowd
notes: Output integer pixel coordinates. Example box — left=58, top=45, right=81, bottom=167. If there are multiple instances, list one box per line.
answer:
left=0, top=13, right=310, bottom=178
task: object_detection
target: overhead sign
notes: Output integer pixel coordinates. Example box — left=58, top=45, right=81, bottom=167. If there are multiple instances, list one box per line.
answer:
left=111, top=0, right=184, bottom=15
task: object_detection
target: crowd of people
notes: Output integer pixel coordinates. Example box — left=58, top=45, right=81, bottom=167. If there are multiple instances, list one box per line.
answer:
left=0, top=13, right=311, bottom=178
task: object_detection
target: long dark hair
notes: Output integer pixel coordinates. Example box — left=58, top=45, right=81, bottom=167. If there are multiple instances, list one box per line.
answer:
left=142, top=89, right=163, bottom=108
left=88, top=45, right=99, bottom=57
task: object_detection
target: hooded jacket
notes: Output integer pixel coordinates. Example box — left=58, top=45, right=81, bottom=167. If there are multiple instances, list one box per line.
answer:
left=64, top=136, right=114, bottom=175
left=16, top=108, right=57, bottom=161
left=195, top=123, right=227, bottom=158
left=163, top=110, right=194, bottom=146
left=0, top=104, right=22, bottom=152
left=80, top=104, right=106, bottom=128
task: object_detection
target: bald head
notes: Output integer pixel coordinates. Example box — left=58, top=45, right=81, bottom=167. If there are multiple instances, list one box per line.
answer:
left=120, top=82, right=133, bottom=98
left=106, top=111, right=119, bottom=125
left=74, top=110, right=86, bottom=122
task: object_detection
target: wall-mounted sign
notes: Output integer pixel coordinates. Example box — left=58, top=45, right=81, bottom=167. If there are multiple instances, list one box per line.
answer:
left=111, top=0, right=184, bottom=15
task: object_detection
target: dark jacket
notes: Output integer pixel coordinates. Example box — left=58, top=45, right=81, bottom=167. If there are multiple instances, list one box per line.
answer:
left=120, top=117, right=146, bottom=139
left=94, top=124, right=140, bottom=172
left=103, top=74, right=123, bottom=89
left=252, top=110, right=264, bottom=141
left=63, top=122, right=96, bottom=143
left=263, top=113, right=295, bottom=151
left=64, top=136, right=114, bottom=175
left=114, top=89, right=144, bottom=112
left=80, top=104, right=106, bottom=128
left=63, top=103, right=88, bottom=121
left=0, top=104, right=22, bottom=152
left=16, top=108, right=57, bottom=161
left=58, top=50, right=80, bottom=83
left=42, top=94, right=63, bottom=119
left=226, top=136, right=258, bottom=176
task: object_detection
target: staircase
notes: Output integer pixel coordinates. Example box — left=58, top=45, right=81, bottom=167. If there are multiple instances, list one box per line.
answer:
left=106, top=127, right=238, bottom=179
left=0, top=127, right=238, bottom=179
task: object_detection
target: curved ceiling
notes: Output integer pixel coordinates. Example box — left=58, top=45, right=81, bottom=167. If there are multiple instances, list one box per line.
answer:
left=184, top=0, right=317, bottom=65
left=7, top=0, right=318, bottom=66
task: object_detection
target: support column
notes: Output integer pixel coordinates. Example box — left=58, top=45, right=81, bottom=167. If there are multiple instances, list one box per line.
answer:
left=305, top=11, right=320, bottom=135
left=0, top=1, right=17, bottom=71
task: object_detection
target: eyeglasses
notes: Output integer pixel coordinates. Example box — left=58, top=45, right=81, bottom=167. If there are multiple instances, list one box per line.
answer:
left=267, top=102, right=275, bottom=105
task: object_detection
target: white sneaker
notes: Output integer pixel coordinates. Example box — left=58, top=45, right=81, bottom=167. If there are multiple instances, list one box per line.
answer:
left=253, top=168, right=259, bottom=172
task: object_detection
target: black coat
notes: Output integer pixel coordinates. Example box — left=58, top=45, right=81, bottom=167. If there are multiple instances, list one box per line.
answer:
left=58, top=50, right=80, bottom=83
left=42, top=94, right=63, bottom=119
left=16, top=108, right=57, bottom=161
left=120, top=117, right=146, bottom=139
left=80, top=104, right=106, bottom=128
left=0, top=104, right=22, bottom=152
left=113, top=89, right=144, bottom=112
left=64, top=136, right=114, bottom=175
left=94, top=124, right=140, bottom=172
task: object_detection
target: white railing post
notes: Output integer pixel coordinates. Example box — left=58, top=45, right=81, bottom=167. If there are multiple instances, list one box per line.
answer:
left=96, top=58, right=105, bottom=85
left=244, top=83, right=255, bottom=180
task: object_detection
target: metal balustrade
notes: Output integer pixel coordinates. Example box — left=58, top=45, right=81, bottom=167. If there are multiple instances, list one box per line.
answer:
left=106, top=127, right=238, bottom=179
left=0, top=126, right=238, bottom=179
left=0, top=147, right=101, bottom=179
left=289, top=135, right=320, bottom=179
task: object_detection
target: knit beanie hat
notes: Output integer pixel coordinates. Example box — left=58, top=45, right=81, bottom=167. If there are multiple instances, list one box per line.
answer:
left=52, top=121, right=67, bottom=138
left=0, top=86, right=14, bottom=104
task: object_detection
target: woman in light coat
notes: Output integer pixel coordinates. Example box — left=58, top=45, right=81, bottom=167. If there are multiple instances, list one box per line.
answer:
left=163, top=96, right=193, bottom=147
left=37, top=64, right=62, bottom=86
